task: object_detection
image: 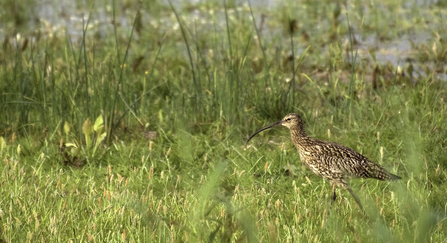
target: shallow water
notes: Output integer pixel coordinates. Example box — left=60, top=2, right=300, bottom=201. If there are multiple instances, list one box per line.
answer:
left=2, top=0, right=446, bottom=80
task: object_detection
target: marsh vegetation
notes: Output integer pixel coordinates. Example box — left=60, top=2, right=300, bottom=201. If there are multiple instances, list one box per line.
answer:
left=0, top=0, right=446, bottom=241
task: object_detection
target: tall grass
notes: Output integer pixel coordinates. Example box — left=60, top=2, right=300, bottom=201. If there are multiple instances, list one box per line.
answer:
left=0, top=0, right=447, bottom=241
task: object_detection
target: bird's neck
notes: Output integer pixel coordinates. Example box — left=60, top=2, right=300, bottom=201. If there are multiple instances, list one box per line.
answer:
left=290, top=128, right=311, bottom=153
left=290, top=126, right=308, bottom=142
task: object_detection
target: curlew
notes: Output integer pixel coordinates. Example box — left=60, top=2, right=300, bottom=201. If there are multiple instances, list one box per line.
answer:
left=247, top=113, right=401, bottom=212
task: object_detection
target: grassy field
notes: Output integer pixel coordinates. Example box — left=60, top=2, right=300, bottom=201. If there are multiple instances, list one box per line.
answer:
left=1, top=0, right=447, bottom=242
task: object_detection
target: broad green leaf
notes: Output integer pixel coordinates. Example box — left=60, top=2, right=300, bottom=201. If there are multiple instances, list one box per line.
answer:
left=64, top=121, right=70, bottom=135
left=70, top=146, right=80, bottom=156
left=82, top=118, right=93, bottom=136
left=93, top=132, right=107, bottom=156
left=94, top=115, right=103, bottom=132
left=65, top=143, right=78, bottom=148
left=96, top=132, right=107, bottom=146
left=95, top=125, right=104, bottom=137
left=158, top=109, right=163, bottom=123
left=82, top=118, right=93, bottom=148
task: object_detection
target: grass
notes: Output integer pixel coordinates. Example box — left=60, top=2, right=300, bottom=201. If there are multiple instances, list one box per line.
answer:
left=1, top=0, right=447, bottom=242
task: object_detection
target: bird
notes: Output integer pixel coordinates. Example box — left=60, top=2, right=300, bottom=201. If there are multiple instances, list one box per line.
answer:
left=247, top=113, right=401, bottom=212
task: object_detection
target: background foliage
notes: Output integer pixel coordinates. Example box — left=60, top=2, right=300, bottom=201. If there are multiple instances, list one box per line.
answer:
left=1, top=0, right=446, bottom=241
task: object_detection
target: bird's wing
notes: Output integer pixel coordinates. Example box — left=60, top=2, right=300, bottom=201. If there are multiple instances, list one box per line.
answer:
left=314, top=142, right=375, bottom=178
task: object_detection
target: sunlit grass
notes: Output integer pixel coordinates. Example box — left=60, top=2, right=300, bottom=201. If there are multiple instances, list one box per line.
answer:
left=0, top=0, right=447, bottom=242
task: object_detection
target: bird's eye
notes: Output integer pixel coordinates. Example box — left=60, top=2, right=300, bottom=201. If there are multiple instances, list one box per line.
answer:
left=285, top=118, right=291, bottom=121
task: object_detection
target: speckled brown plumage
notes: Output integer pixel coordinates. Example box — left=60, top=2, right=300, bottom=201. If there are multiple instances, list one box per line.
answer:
left=247, top=113, right=401, bottom=212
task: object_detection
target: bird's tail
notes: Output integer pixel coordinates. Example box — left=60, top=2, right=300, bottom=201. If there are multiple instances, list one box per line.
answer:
left=386, top=172, right=402, bottom=181
left=370, top=163, right=401, bottom=181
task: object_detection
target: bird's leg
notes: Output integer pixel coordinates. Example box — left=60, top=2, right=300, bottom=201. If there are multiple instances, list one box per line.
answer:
left=327, top=183, right=337, bottom=216
left=346, top=187, right=366, bottom=214
left=331, top=183, right=336, bottom=204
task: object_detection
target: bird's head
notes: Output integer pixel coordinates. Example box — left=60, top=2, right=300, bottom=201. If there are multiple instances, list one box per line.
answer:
left=246, top=113, right=305, bottom=143
left=280, top=113, right=304, bottom=130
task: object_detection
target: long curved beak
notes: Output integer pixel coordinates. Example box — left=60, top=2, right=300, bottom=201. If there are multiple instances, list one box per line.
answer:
left=247, top=121, right=282, bottom=143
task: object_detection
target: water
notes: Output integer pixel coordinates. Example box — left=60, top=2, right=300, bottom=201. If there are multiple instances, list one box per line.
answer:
left=1, top=0, right=445, bottom=81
